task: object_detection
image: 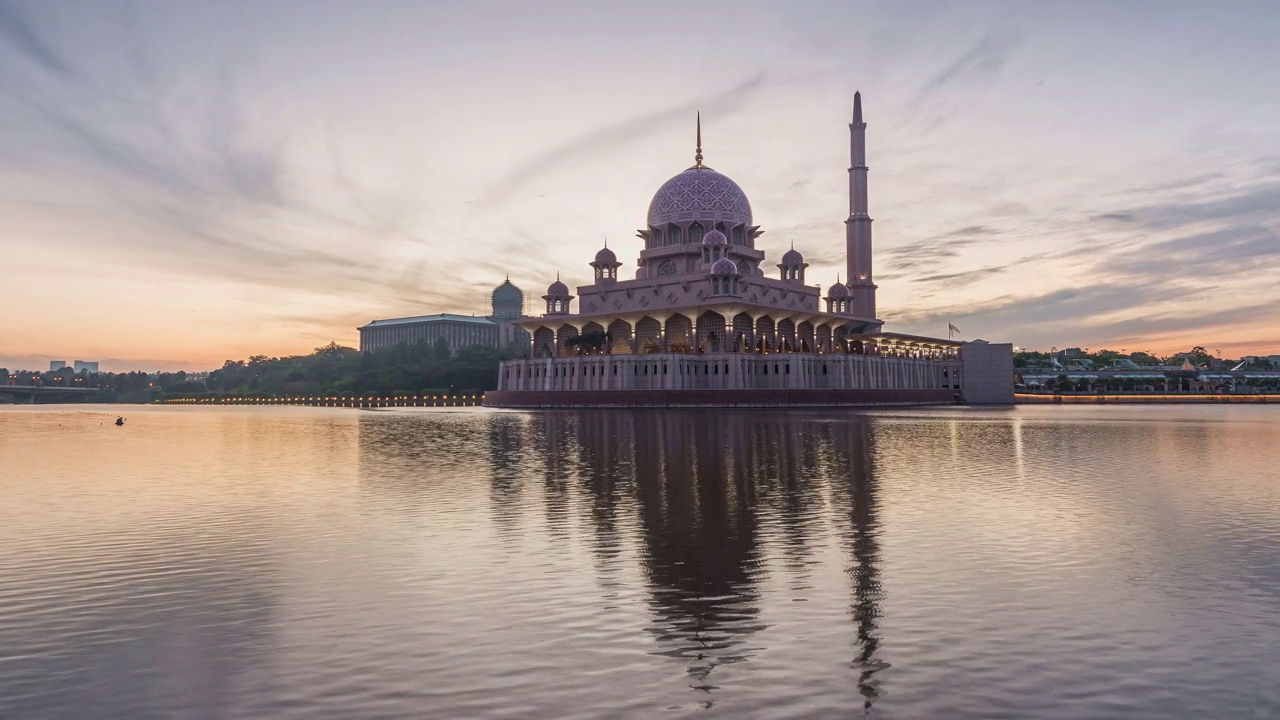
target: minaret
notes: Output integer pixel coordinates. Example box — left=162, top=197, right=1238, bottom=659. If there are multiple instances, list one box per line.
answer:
left=846, top=92, right=877, bottom=318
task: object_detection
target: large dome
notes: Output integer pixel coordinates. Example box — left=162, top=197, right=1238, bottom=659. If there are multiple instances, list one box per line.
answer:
left=647, top=166, right=752, bottom=228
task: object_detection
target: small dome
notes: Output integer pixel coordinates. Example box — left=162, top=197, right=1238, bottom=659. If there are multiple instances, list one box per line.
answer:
left=827, top=282, right=849, bottom=297
left=702, top=228, right=728, bottom=245
left=711, top=257, right=739, bottom=275
left=547, top=279, right=570, bottom=297
left=594, top=246, right=617, bottom=264
left=781, top=247, right=804, bottom=264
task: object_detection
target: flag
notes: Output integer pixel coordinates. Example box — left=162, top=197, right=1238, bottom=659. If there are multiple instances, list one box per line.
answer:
left=948, top=322, right=961, bottom=338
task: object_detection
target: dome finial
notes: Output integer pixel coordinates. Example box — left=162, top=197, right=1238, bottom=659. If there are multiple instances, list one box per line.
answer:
left=694, top=112, right=703, bottom=169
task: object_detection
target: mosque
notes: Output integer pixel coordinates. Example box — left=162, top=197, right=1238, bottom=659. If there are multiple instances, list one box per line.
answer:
left=484, top=93, right=1013, bottom=407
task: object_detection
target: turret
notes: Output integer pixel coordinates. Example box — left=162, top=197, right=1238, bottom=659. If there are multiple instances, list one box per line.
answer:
left=590, top=241, right=620, bottom=284
left=542, top=275, right=573, bottom=314
left=778, top=241, right=807, bottom=284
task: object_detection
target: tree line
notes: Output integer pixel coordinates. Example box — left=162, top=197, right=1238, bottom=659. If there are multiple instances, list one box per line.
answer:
left=2, top=339, right=521, bottom=403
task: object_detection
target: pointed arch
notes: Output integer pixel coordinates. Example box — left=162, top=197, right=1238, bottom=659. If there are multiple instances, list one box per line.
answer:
left=797, top=321, right=815, bottom=354
left=533, top=327, right=555, bottom=358
left=635, top=316, right=661, bottom=353
left=556, top=324, right=580, bottom=356
left=777, top=318, right=796, bottom=352
left=732, top=313, right=754, bottom=353
left=607, top=319, right=632, bottom=354
left=695, top=311, right=725, bottom=353
left=665, top=314, right=693, bottom=353
left=755, top=316, right=775, bottom=352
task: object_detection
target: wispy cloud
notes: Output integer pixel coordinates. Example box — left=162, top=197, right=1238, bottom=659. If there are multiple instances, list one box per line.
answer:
left=916, top=27, right=1022, bottom=99
left=0, top=0, right=75, bottom=77
left=478, top=71, right=769, bottom=207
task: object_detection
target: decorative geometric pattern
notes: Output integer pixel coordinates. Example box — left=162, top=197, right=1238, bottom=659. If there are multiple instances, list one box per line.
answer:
left=647, top=166, right=753, bottom=228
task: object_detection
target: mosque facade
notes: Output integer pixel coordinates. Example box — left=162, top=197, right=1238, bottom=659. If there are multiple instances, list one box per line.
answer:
left=484, top=94, right=1013, bottom=407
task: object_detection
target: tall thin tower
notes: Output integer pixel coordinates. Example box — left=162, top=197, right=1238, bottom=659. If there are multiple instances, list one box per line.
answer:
left=846, top=92, right=877, bottom=318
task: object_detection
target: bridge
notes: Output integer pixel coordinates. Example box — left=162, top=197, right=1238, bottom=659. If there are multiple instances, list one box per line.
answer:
left=0, top=385, right=101, bottom=403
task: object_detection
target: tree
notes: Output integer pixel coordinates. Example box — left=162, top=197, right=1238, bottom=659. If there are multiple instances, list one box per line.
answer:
left=433, top=337, right=451, bottom=359
left=565, top=330, right=610, bottom=354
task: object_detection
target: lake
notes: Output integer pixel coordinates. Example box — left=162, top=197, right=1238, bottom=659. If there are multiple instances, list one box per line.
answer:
left=1, top=404, right=1278, bottom=719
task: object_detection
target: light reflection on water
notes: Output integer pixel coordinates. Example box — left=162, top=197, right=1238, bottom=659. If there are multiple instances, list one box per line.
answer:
left=1, top=404, right=1279, bottom=719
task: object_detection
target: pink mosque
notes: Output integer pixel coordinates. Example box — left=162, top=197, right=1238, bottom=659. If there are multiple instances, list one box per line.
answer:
left=485, top=94, right=1012, bottom=407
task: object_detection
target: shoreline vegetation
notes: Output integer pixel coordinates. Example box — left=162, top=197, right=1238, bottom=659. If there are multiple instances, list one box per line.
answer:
left=3, top=343, right=1276, bottom=405
left=3, top=341, right=522, bottom=404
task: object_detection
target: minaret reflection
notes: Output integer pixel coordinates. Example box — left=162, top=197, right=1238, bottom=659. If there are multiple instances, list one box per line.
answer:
left=565, top=411, right=637, bottom=605
left=530, top=413, right=576, bottom=542
left=824, top=417, right=887, bottom=711
left=486, top=412, right=527, bottom=536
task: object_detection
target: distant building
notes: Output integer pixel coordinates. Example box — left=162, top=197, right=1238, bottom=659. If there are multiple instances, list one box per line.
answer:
left=357, top=279, right=531, bottom=355
left=49, top=361, right=67, bottom=371
left=73, top=361, right=99, bottom=373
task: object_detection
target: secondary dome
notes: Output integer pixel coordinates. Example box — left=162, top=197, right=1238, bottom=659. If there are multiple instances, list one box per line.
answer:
left=702, top=228, right=728, bottom=245
left=492, top=278, right=523, bottom=302
left=711, top=257, right=740, bottom=274
left=546, top=279, right=570, bottom=297
left=827, top=281, right=849, bottom=297
left=647, top=166, right=752, bottom=229
left=781, top=247, right=804, bottom=264
left=594, top=246, right=617, bottom=264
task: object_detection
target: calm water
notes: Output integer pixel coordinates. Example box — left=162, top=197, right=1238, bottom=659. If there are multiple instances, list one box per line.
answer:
left=1, top=404, right=1278, bottom=719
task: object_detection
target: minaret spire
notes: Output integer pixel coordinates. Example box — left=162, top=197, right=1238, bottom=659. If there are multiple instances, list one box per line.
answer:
left=694, top=112, right=704, bottom=168
left=846, top=90, right=877, bottom=319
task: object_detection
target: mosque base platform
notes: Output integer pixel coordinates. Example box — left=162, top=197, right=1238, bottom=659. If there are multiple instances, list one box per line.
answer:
left=483, top=388, right=959, bottom=408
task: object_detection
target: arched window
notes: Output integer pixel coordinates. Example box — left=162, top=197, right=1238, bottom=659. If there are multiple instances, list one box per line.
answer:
left=649, top=226, right=662, bottom=248
left=667, top=224, right=682, bottom=245
left=732, top=225, right=744, bottom=245
left=657, top=260, right=677, bottom=277
left=689, top=222, right=704, bottom=245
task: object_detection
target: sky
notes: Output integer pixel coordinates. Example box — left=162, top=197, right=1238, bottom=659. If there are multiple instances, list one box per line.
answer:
left=1, top=0, right=1278, bottom=371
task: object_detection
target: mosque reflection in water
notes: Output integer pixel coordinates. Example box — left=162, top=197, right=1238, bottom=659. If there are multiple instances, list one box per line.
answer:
left=495, top=410, right=882, bottom=708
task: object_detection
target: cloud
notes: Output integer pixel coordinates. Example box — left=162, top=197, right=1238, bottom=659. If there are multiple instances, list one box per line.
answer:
left=0, top=0, right=75, bottom=77
left=1092, top=212, right=1137, bottom=223
left=478, top=71, right=769, bottom=207
left=915, top=26, right=1022, bottom=99
left=882, top=236, right=984, bottom=272
left=911, top=265, right=1005, bottom=287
